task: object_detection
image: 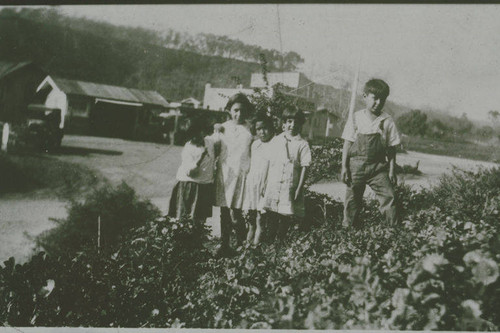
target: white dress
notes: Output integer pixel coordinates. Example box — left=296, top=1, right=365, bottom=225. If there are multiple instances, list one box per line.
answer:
left=242, top=138, right=273, bottom=212
left=263, top=132, right=311, bottom=217
left=214, top=121, right=253, bottom=209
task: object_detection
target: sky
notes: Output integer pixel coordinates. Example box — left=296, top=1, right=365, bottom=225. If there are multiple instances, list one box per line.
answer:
left=47, top=5, right=500, bottom=121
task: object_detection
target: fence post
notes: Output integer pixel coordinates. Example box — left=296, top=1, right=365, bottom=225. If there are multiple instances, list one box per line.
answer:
left=1, top=123, right=9, bottom=152
left=98, top=215, right=101, bottom=254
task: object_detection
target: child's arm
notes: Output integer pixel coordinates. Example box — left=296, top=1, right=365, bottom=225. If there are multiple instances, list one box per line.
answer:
left=294, top=166, right=308, bottom=201
left=341, top=140, right=353, bottom=186
left=387, top=146, right=397, bottom=185
left=187, top=147, right=207, bottom=177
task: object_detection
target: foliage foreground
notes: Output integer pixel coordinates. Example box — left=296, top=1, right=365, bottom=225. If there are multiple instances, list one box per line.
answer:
left=1, top=167, right=500, bottom=329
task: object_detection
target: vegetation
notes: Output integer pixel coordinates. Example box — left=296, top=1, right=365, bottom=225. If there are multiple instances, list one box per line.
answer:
left=402, top=136, right=500, bottom=163
left=0, top=151, right=104, bottom=199
left=1, top=166, right=499, bottom=329
left=35, top=183, right=161, bottom=258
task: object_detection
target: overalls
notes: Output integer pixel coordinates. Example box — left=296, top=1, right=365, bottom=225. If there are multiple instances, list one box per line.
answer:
left=343, top=119, right=398, bottom=228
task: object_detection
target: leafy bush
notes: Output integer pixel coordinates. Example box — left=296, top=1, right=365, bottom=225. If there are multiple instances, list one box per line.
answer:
left=0, top=215, right=211, bottom=327
left=1, top=167, right=500, bottom=329
left=35, top=182, right=161, bottom=257
left=306, top=138, right=343, bottom=185
left=0, top=151, right=102, bottom=198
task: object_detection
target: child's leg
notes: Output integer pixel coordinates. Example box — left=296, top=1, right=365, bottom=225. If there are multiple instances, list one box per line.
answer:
left=230, top=208, right=247, bottom=246
left=246, top=210, right=256, bottom=244
left=343, top=183, right=366, bottom=228
left=254, top=211, right=264, bottom=245
left=277, top=215, right=291, bottom=240
left=220, top=207, right=232, bottom=249
left=367, top=171, right=398, bottom=226
left=266, top=211, right=279, bottom=242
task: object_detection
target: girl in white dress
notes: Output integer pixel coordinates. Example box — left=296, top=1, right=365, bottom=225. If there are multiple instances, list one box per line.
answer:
left=168, top=118, right=215, bottom=224
left=243, top=114, right=275, bottom=245
left=263, top=107, right=311, bottom=240
left=213, top=93, right=254, bottom=254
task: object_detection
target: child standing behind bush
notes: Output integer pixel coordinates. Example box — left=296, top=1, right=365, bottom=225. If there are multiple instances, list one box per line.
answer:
left=341, top=78, right=401, bottom=228
left=168, top=117, right=216, bottom=224
left=263, top=107, right=311, bottom=240
left=243, top=114, right=275, bottom=245
left=213, top=93, right=254, bottom=255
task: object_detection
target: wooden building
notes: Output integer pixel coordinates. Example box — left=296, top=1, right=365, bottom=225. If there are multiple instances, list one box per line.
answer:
left=33, top=76, right=169, bottom=141
left=0, top=61, right=46, bottom=123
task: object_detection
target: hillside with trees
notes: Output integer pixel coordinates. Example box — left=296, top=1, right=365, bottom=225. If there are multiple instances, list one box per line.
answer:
left=0, top=8, right=263, bottom=102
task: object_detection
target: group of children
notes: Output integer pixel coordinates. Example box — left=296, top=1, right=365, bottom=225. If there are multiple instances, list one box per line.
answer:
left=168, top=78, right=402, bottom=255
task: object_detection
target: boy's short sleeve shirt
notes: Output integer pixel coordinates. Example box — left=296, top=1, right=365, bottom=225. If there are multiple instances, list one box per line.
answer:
left=342, top=109, right=401, bottom=147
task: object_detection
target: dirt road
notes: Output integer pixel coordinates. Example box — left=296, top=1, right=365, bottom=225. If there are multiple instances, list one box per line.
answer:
left=1, top=135, right=498, bottom=263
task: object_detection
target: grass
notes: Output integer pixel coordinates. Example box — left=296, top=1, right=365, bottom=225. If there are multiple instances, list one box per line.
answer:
left=403, top=136, right=500, bottom=163
left=0, top=151, right=106, bottom=200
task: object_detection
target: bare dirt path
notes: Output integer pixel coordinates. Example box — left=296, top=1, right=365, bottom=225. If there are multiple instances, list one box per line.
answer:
left=1, top=135, right=498, bottom=263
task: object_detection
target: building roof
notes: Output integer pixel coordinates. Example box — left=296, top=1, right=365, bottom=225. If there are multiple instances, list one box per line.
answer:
left=41, top=76, right=169, bottom=107
left=0, top=61, right=37, bottom=81
left=181, top=97, right=201, bottom=105
left=203, top=84, right=254, bottom=111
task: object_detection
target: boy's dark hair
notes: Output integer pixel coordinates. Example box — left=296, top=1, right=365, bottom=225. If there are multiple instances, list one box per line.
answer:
left=250, top=112, right=275, bottom=136
left=224, top=93, right=254, bottom=118
left=364, top=79, right=390, bottom=99
left=282, top=106, right=305, bottom=125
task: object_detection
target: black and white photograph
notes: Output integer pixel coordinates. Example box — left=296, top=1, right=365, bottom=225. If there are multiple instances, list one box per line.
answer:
left=0, top=3, right=499, bottom=330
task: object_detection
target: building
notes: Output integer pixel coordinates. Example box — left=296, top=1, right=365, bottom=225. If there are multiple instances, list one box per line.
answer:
left=302, top=108, right=343, bottom=141
left=33, top=76, right=169, bottom=140
left=180, top=97, right=201, bottom=109
left=0, top=61, right=46, bottom=123
left=202, top=83, right=254, bottom=111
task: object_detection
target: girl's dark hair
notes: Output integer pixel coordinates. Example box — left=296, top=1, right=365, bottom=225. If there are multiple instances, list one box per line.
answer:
left=364, top=79, right=390, bottom=99
left=281, top=106, right=305, bottom=125
left=224, top=93, right=254, bottom=119
left=185, top=116, right=207, bottom=147
left=250, top=112, right=275, bottom=136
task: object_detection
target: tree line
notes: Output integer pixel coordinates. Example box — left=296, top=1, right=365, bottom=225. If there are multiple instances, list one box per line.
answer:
left=2, top=7, right=303, bottom=72
left=396, top=109, right=500, bottom=141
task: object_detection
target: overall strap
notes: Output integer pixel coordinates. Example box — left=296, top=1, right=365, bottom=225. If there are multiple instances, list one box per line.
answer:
left=379, top=118, right=385, bottom=132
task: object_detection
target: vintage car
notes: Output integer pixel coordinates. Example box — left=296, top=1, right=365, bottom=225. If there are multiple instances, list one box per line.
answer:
left=25, top=104, right=64, bottom=151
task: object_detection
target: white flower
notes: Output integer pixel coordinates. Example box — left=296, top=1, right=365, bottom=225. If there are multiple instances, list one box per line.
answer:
left=461, top=299, right=482, bottom=318
left=472, top=259, right=499, bottom=286
left=40, top=279, right=55, bottom=297
left=464, top=251, right=499, bottom=286
left=422, top=254, right=448, bottom=275
left=464, top=250, right=483, bottom=266
left=151, top=309, right=160, bottom=316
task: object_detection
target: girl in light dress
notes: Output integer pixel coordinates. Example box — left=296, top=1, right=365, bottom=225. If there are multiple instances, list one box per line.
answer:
left=243, top=114, right=275, bottom=245
left=213, top=93, right=254, bottom=255
left=263, top=107, right=311, bottom=240
left=168, top=117, right=215, bottom=224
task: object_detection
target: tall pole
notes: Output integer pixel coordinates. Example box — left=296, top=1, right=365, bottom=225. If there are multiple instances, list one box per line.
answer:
left=347, top=53, right=362, bottom=122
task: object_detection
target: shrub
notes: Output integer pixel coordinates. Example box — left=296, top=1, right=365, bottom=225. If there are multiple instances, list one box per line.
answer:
left=306, top=138, right=343, bottom=185
left=2, top=167, right=500, bottom=329
left=35, top=182, right=161, bottom=257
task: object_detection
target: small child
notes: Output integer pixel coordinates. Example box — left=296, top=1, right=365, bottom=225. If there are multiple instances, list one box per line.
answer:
left=263, top=106, right=311, bottom=240
left=213, top=93, right=254, bottom=254
left=243, top=114, right=275, bottom=245
left=341, top=78, right=401, bottom=228
left=168, top=117, right=215, bottom=224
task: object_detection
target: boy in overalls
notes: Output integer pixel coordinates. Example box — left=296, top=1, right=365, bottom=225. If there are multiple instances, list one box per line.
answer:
left=341, top=79, right=401, bottom=228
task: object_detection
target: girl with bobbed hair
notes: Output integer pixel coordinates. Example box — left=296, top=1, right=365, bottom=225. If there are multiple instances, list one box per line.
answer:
left=213, top=92, right=254, bottom=255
